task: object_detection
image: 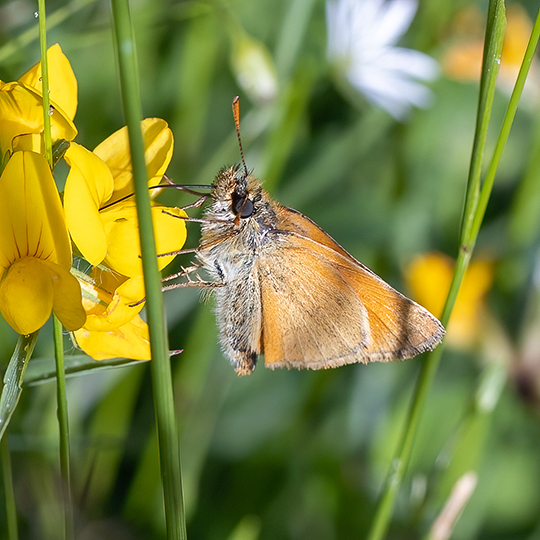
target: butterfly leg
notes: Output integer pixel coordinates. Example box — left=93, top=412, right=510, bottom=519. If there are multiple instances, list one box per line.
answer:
left=162, top=263, right=223, bottom=290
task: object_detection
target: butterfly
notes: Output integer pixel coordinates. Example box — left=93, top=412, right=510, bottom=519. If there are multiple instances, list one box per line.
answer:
left=166, top=98, right=444, bottom=375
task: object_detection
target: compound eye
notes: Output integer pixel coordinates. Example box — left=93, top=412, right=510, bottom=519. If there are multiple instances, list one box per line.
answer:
left=232, top=193, right=254, bottom=218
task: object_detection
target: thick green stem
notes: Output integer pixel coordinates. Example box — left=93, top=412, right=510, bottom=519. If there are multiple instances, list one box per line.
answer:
left=109, top=1, right=186, bottom=538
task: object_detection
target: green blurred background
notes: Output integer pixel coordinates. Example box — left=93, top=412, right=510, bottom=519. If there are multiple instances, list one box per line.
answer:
left=2, top=0, right=540, bottom=538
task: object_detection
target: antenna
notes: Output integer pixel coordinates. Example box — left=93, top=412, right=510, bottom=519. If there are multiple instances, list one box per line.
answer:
left=232, top=96, right=248, bottom=177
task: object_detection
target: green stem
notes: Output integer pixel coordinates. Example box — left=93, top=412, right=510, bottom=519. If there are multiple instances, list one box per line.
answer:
left=53, top=317, right=74, bottom=540
left=38, top=0, right=52, bottom=167
left=1, top=436, right=18, bottom=540
left=38, top=4, right=73, bottom=537
left=109, top=1, right=186, bottom=538
left=367, top=2, right=508, bottom=539
left=469, top=7, right=540, bottom=243
left=459, top=1, right=507, bottom=248
left=274, top=0, right=317, bottom=81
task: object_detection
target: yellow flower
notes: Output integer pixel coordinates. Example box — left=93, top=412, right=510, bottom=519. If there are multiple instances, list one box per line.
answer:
left=63, top=118, right=188, bottom=360
left=0, top=151, right=86, bottom=334
left=93, top=117, right=174, bottom=204
left=73, top=314, right=151, bottom=361
left=0, top=44, right=77, bottom=158
left=406, top=252, right=494, bottom=348
left=75, top=267, right=145, bottom=331
left=442, top=5, right=540, bottom=102
left=70, top=267, right=151, bottom=360
left=0, top=82, right=77, bottom=158
left=63, top=119, right=187, bottom=276
left=18, top=43, right=78, bottom=122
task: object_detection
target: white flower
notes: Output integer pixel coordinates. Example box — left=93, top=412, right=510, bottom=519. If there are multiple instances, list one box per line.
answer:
left=326, top=0, right=439, bottom=120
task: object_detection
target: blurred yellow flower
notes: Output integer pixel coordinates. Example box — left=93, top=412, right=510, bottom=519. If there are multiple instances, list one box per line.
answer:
left=0, top=151, right=85, bottom=334
left=442, top=5, right=540, bottom=103
left=406, top=252, right=494, bottom=348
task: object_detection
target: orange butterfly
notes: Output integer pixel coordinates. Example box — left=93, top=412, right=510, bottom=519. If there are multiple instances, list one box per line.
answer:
left=167, top=98, right=444, bottom=375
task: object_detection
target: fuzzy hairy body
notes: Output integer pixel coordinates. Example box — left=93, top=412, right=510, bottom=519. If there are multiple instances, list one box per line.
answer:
left=197, top=165, right=445, bottom=376
left=197, top=166, right=273, bottom=374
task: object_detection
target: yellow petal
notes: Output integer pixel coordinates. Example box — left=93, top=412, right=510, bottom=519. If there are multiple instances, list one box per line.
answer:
left=0, top=81, right=77, bottom=156
left=117, top=275, right=145, bottom=302
left=406, top=253, right=451, bottom=319
left=64, top=143, right=115, bottom=265
left=0, top=258, right=54, bottom=334
left=73, top=314, right=151, bottom=360
left=0, top=151, right=72, bottom=274
left=44, top=260, right=86, bottom=331
left=0, top=257, right=85, bottom=334
left=10, top=133, right=43, bottom=153
left=76, top=269, right=145, bottom=332
left=100, top=203, right=187, bottom=277
left=18, top=43, right=78, bottom=122
left=93, top=118, right=174, bottom=205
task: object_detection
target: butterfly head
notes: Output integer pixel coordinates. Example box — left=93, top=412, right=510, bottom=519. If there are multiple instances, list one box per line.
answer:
left=210, top=164, right=264, bottom=225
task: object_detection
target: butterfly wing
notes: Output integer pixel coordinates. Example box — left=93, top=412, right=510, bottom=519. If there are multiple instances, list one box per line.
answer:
left=258, top=208, right=444, bottom=370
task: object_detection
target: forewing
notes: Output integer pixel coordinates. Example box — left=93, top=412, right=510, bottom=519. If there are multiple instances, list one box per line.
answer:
left=259, top=227, right=444, bottom=370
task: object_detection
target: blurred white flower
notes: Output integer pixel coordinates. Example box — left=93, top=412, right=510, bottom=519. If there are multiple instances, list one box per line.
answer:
left=326, top=0, right=439, bottom=120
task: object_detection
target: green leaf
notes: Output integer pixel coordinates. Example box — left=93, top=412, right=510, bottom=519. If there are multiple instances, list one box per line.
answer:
left=24, top=354, right=149, bottom=386
left=0, top=333, right=38, bottom=441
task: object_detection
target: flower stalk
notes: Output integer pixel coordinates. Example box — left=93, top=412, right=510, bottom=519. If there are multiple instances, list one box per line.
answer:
left=54, top=316, right=74, bottom=540
left=38, top=2, right=75, bottom=538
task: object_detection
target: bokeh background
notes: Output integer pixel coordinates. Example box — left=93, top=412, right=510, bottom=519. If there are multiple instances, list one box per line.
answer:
left=2, top=0, right=540, bottom=538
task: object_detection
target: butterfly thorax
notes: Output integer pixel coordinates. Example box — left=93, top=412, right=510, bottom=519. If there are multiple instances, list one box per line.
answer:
left=198, top=164, right=280, bottom=283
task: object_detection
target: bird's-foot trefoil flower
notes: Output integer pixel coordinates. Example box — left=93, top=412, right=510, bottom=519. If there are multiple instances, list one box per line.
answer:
left=63, top=118, right=188, bottom=360
left=0, top=151, right=86, bottom=335
left=326, top=0, right=439, bottom=120
left=0, top=45, right=187, bottom=364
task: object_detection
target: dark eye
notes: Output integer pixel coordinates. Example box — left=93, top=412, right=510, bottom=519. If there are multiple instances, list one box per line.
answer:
left=232, top=193, right=254, bottom=218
